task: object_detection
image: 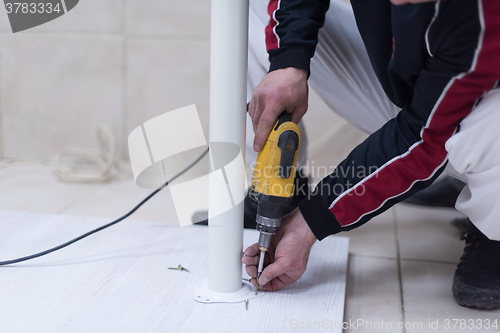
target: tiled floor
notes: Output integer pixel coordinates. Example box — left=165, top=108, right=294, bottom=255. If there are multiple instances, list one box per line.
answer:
left=2, top=160, right=499, bottom=332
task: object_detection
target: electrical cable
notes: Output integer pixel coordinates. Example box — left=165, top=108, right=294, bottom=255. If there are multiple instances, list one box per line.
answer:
left=0, top=147, right=209, bottom=267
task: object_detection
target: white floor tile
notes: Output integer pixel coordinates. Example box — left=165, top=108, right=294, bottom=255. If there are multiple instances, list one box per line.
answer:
left=343, top=208, right=398, bottom=258
left=344, top=254, right=403, bottom=332
left=0, top=166, right=97, bottom=214
left=401, top=260, right=500, bottom=333
left=61, top=178, right=181, bottom=224
left=395, top=203, right=467, bottom=263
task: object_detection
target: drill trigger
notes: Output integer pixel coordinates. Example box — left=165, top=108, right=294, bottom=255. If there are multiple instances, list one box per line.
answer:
left=277, top=130, right=299, bottom=178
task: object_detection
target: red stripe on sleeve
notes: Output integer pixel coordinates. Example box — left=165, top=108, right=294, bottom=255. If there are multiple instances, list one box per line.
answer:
left=330, top=0, right=500, bottom=227
left=265, top=0, right=280, bottom=52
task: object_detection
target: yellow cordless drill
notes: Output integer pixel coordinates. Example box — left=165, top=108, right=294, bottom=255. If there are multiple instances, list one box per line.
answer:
left=249, top=112, right=301, bottom=294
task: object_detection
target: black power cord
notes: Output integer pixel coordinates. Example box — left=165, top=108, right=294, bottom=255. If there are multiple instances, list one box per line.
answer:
left=0, top=148, right=209, bottom=266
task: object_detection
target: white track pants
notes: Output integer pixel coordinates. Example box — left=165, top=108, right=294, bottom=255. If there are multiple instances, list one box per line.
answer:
left=247, top=0, right=500, bottom=240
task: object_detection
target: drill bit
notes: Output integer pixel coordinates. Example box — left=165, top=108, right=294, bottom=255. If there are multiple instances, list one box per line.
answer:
left=255, top=249, right=266, bottom=294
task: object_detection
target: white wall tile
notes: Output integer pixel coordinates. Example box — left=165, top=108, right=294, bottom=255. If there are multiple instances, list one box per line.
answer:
left=126, top=0, right=210, bottom=38
left=126, top=38, right=210, bottom=145
left=0, top=34, right=125, bottom=160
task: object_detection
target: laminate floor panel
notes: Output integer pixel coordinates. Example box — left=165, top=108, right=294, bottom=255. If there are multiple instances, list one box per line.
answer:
left=0, top=210, right=349, bottom=333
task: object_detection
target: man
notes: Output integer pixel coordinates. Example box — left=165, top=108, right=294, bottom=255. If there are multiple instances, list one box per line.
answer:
left=242, top=0, right=500, bottom=308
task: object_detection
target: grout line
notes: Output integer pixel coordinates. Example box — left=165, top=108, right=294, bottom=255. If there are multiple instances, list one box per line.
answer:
left=342, top=253, right=354, bottom=328
left=348, top=253, right=397, bottom=261
left=393, top=207, right=407, bottom=333
left=0, top=30, right=209, bottom=43
left=122, top=0, right=128, bottom=161
left=351, top=253, right=458, bottom=265
left=0, top=56, right=3, bottom=159
left=0, top=30, right=126, bottom=38
left=399, top=257, right=458, bottom=265
left=122, top=0, right=128, bottom=34
left=126, top=34, right=209, bottom=42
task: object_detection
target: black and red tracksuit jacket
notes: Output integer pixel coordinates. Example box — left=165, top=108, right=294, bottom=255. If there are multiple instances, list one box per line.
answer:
left=264, top=0, right=500, bottom=239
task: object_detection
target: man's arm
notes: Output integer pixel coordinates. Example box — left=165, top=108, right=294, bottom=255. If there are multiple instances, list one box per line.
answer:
left=265, top=0, right=330, bottom=74
left=301, top=1, right=500, bottom=239
left=249, top=0, right=330, bottom=151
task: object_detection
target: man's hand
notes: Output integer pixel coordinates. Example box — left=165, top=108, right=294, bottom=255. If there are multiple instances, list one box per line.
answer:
left=248, top=67, right=308, bottom=152
left=242, top=208, right=317, bottom=291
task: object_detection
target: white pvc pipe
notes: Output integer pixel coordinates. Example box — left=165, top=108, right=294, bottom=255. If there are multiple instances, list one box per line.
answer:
left=208, top=0, right=249, bottom=293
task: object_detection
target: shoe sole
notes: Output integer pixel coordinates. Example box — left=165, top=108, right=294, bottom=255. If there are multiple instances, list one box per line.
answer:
left=453, top=278, right=500, bottom=309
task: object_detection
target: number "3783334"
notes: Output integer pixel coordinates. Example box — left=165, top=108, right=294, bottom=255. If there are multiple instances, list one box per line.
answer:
left=5, top=2, right=62, bottom=14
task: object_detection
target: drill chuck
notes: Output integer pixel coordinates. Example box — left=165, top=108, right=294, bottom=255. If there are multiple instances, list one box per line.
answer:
left=256, top=215, right=282, bottom=249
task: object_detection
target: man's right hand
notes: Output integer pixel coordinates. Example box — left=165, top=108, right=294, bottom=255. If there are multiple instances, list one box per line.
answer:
left=242, top=208, right=317, bottom=291
left=248, top=67, right=308, bottom=152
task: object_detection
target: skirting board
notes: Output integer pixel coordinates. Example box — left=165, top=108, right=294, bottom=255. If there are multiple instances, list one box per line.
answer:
left=0, top=209, right=349, bottom=333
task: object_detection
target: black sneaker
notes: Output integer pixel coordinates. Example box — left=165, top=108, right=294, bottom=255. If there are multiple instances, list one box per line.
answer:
left=450, top=217, right=470, bottom=233
left=452, top=221, right=500, bottom=309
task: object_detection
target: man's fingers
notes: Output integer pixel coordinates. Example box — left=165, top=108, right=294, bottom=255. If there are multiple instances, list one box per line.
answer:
left=243, top=243, right=259, bottom=257
left=248, top=99, right=257, bottom=131
left=245, top=264, right=257, bottom=278
left=260, top=275, right=293, bottom=291
left=258, top=258, right=289, bottom=287
left=242, top=254, right=258, bottom=266
left=249, top=95, right=266, bottom=133
left=253, top=110, right=278, bottom=151
left=242, top=247, right=275, bottom=270
left=242, top=243, right=261, bottom=278
left=290, top=106, right=306, bottom=125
